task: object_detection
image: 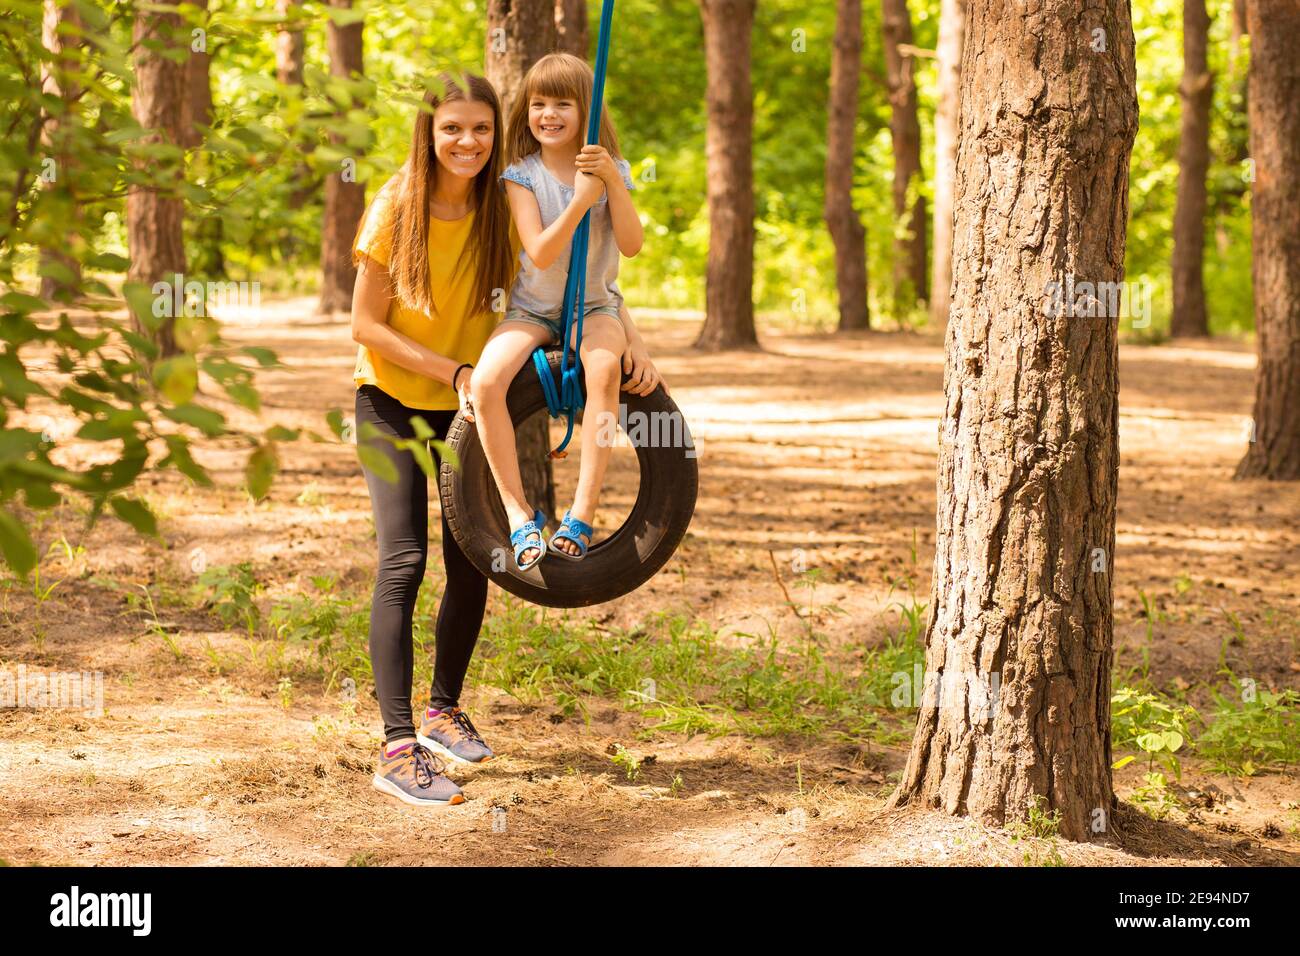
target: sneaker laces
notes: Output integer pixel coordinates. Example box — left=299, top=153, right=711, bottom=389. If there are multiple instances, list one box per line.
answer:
left=449, top=708, right=486, bottom=745
left=410, top=743, right=447, bottom=788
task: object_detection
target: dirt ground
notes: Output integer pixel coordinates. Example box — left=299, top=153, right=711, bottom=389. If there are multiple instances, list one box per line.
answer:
left=1, top=300, right=1297, bottom=866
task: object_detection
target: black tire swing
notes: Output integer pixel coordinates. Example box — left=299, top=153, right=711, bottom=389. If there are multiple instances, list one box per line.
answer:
left=438, top=0, right=697, bottom=609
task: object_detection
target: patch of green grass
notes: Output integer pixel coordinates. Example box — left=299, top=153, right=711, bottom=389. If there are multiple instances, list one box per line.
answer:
left=1195, top=679, right=1299, bottom=776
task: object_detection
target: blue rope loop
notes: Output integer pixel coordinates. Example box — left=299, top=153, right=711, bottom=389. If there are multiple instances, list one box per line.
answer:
left=530, top=0, right=616, bottom=458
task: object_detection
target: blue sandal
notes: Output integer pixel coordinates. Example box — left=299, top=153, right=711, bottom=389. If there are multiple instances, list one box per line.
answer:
left=510, top=509, right=547, bottom=571
left=548, top=509, right=594, bottom=561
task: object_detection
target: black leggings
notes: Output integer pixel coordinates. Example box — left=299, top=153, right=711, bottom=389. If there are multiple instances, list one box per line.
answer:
left=354, top=384, right=488, bottom=743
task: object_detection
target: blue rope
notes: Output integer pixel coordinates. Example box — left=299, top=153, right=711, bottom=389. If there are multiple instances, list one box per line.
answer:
left=531, top=0, right=616, bottom=458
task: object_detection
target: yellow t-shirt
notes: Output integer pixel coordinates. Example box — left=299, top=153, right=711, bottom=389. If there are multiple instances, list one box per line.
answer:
left=352, top=177, right=520, bottom=410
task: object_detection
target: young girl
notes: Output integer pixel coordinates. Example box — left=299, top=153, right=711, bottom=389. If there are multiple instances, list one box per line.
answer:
left=467, top=53, right=663, bottom=570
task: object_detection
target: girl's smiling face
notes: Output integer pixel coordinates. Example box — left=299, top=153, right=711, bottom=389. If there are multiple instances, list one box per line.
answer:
left=528, top=94, right=582, bottom=148
left=433, top=99, right=495, bottom=180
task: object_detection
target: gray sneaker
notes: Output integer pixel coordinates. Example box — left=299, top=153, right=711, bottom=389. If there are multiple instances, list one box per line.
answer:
left=371, top=741, right=465, bottom=807
left=417, top=706, right=495, bottom=764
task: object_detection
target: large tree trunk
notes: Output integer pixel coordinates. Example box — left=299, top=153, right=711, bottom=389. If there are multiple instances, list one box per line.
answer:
left=888, top=0, right=1138, bottom=843
left=127, top=4, right=187, bottom=357
left=695, top=0, right=757, bottom=351
left=1235, top=0, right=1300, bottom=480
left=929, top=0, right=965, bottom=330
left=1170, top=0, right=1212, bottom=338
left=881, top=0, right=927, bottom=314
left=554, top=0, right=588, bottom=58
left=487, top=0, right=559, bottom=517
left=317, top=0, right=365, bottom=315
left=486, top=0, right=558, bottom=111
left=825, top=0, right=869, bottom=332
left=38, top=0, right=83, bottom=303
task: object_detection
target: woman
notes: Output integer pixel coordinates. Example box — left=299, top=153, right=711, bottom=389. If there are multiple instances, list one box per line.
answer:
left=351, top=71, right=665, bottom=809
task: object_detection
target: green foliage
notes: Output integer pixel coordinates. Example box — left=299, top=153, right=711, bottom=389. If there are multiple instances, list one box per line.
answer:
left=1195, top=680, right=1300, bottom=776
left=1111, top=685, right=1194, bottom=777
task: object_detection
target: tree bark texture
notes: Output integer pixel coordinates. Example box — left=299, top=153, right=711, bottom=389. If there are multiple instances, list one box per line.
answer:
left=318, top=0, right=365, bottom=314
left=695, top=0, right=757, bottom=350
left=127, top=4, right=187, bottom=356
left=888, top=0, right=1139, bottom=843
left=929, top=0, right=965, bottom=330
left=1234, top=0, right=1300, bottom=480
left=1170, top=0, right=1212, bottom=338
left=882, top=0, right=927, bottom=311
left=825, top=0, right=870, bottom=332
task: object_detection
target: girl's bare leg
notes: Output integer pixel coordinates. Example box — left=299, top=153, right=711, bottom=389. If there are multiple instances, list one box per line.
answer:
left=553, top=312, right=627, bottom=555
left=469, top=321, right=554, bottom=563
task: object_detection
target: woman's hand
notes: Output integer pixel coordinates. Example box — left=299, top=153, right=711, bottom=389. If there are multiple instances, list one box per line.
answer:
left=573, top=166, right=607, bottom=209
left=576, top=144, right=621, bottom=187
left=457, top=375, right=476, bottom=424
left=620, top=338, right=668, bottom=397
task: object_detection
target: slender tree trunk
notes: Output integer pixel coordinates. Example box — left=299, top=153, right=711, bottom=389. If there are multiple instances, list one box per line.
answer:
left=1170, top=0, right=1212, bottom=338
left=888, top=0, right=1138, bottom=843
left=275, top=0, right=305, bottom=86
left=555, top=0, right=589, bottom=58
left=881, top=0, right=927, bottom=314
left=317, top=0, right=365, bottom=314
left=1229, top=0, right=1246, bottom=68
left=695, top=0, right=757, bottom=351
left=183, top=0, right=224, bottom=279
left=929, top=0, right=965, bottom=330
left=487, top=0, right=560, bottom=517
left=825, top=0, right=869, bottom=332
left=127, top=4, right=187, bottom=357
left=38, top=0, right=83, bottom=302
left=1235, top=0, right=1300, bottom=480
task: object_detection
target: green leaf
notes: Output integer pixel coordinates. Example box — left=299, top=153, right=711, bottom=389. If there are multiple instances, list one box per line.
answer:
left=109, top=496, right=159, bottom=538
left=1111, top=755, right=1136, bottom=770
left=356, top=443, right=398, bottom=484
left=245, top=443, right=278, bottom=501
left=153, top=355, right=198, bottom=405
left=0, top=291, right=49, bottom=314
left=240, top=346, right=279, bottom=368
left=162, top=402, right=226, bottom=436
left=0, top=509, right=37, bottom=577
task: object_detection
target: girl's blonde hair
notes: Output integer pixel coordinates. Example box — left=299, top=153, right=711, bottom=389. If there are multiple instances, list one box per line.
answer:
left=356, top=72, right=514, bottom=317
left=503, top=53, right=622, bottom=166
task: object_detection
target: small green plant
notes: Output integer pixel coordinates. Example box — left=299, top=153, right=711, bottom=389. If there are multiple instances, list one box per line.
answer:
left=609, top=744, right=641, bottom=781
left=1196, top=679, right=1299, bottom=775
left=1008, top=796, right=1064, bottom=867
left=346, top=852, right=376, bottom=867
left=277, top=676, right=294, bottom=711
left=197, top=563, right=262, bottom=637
left=669, top=772, right=684, bottom=797
left=1111, top=686, right=1193, bottom=779
left=136, top=585, right=185, bottom=661
left=1128, top=771, right=1181, bottom=820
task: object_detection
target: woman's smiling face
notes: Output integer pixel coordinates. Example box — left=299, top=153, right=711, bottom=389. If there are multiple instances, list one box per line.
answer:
left=528, top=94, right=582, bottom=147
left=433, top=98, right=495, bottom=181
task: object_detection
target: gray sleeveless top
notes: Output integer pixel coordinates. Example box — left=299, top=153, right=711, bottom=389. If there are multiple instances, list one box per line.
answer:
left=500, top=151, right=635, bottom=318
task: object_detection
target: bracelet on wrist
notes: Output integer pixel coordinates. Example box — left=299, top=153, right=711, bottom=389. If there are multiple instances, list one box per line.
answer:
left=452, top=363, right=473, bottom=391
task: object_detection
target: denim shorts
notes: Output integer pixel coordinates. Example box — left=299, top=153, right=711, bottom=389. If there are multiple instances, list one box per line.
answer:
left=504, top=303, right=621, bottom=346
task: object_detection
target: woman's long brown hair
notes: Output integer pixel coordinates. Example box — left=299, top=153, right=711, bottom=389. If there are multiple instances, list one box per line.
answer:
left=504, top=53, right=622, bottom=166
left=362, top=72, right=514, bottom=318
